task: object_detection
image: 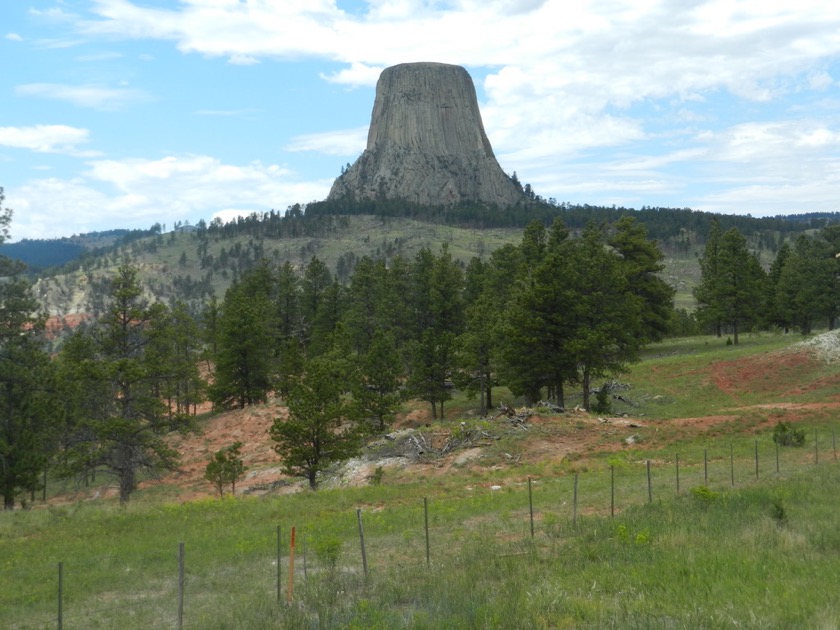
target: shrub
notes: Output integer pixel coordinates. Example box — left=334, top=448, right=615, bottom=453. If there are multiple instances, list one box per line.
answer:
left=690, top=485, right=720, bottom=503
left=204, top=441, right=247, bottom=497
left=591, top=385, right=612, bottom=415
left=313, top=535, right=343, bottom=570
left=772, top=421, right=805, bottom=447
left=370, top=465, right=384, bottom=485
left=770, top=497, right=788, bottom=527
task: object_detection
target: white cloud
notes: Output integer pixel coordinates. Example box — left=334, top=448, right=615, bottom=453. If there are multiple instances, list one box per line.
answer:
left=0, top=125, right=95, bottom=155
left=73, top=1, right=840, bottom=115
left=695, top=179, right=840, bottom=215
left=5, top=33, right=23, bottom=41
left=7, top=155, right=333, bottom=240
left=11, top=0, right=839, bottom=221
left=285, top=127, right=368, bottom=156
left=321, top=62, right=383, bottom=86
left=808, top=71, right=835, bottom=90
left=15, top=83, right=151, bottom=110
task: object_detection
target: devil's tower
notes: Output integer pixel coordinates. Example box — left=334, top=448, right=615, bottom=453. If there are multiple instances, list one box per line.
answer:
left=327, top=62, right=525, bottom=208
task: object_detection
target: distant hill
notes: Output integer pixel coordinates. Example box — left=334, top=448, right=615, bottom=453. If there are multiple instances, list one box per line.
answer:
left=2, top=226, right=163, bottom=272
left=1, top=239, right=85, bottom=271
left=25, top=205, right=840, bottom=331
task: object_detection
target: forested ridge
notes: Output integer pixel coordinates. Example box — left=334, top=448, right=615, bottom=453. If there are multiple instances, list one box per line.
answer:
left=7, top=197, right=840, bottom=275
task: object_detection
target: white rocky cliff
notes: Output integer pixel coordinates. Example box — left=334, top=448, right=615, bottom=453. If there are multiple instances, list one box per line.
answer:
left=327, top=62, right=525, bottom=208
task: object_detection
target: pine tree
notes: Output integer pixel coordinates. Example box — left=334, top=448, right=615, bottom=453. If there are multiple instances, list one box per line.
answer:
left=768, top=242, right=794, bottom=332
left=694, top=218, right=725, bottom=336
left=406, top=246, right=464, bottom=419
left=269, top=356, right=363, bottom=489
left=204, top=441, right=246, bottom=497
left=59, top=265, right=191, bottom=504
left=209, top=271, right=274, bottom=408
left=0, top=275, right=58, bottom=509
left=608, top=216, right=675, bottom=343
left=713, top=228, right=766, bottom=344
left=563, top=223, right=644, bottom=408
left=352, top=330, right=404, bottom=432
left=499, top=219, right=575, bottom=407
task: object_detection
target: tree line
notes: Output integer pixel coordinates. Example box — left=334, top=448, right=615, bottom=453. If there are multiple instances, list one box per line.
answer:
left=3, top=198, right=839, bottom=508
left=693, top=218, right=840, bottom=342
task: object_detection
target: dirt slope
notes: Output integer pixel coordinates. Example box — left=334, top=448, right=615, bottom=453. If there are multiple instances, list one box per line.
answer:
left=63, top=332, right=840, bottom=504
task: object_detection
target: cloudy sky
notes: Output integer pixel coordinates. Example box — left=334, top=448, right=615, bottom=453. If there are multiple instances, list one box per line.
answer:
left=2, top=0, right=840, bottom=241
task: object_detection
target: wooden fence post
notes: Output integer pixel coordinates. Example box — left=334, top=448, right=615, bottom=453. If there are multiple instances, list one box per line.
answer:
left=57, top=562, right=63, bottom=630
left=528, top=477, right=535, bottom=538
left=730, top=444, right=735, bottom=487
left=276, top=526, right=282, bottom=603
left=357, top=509, right=368, bottom=577
left=424, top=498, right=430, bottom=566
left=178, top=542, right=185, bottom=630
left=815, top=430, right=819, bottom=465
left=675, top=453, right=680, bottom=495
left=288, top=527, right=296, bottom=602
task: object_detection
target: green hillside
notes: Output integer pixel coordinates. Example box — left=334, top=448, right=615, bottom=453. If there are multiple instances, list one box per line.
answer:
left=3, top=331, right=840, bottom=628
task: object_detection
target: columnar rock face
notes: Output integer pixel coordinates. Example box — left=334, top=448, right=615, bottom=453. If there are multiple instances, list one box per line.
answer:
left=327, top=62, right=525, bottom=208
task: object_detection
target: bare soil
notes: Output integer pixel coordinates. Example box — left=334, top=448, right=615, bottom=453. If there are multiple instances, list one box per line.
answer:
left=60, top=333, right=840, bottom=504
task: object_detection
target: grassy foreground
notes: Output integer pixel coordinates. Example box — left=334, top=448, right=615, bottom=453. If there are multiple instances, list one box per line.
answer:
left=4, top=462, right=840, bottom=629
left=4, top=332, right=840, bottom=628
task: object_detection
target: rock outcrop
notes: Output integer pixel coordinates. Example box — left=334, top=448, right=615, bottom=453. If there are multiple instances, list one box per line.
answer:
left=327, top=62, right=525, bottom=208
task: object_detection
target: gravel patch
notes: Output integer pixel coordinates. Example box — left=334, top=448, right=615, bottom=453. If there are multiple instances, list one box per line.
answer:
left=794, top=330, right=840, bottom=364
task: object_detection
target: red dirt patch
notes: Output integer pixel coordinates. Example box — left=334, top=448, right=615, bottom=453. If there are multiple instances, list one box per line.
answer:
left=710, top=350, right=816, bottom=399
left=141, top=403, right=288, bottom=501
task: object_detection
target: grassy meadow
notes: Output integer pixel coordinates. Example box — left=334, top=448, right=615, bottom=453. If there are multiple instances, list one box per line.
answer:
left=4, top=332, right=840, bottom=629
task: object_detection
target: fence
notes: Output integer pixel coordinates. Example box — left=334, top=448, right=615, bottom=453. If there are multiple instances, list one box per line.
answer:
left=6, top=428, right=837, bottom=629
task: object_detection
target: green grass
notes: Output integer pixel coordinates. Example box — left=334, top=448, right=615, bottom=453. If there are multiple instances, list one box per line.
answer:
left=5, top=455, right=840, bottom=628
left=5, top=331, right=840, bottom=628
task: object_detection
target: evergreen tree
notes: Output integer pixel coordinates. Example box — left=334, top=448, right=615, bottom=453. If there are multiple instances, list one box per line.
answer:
left=713, top=228, right=767, bottom=344
left=454, top=258, right=499, bottom=415
left=406, top=246, right=464, bottom=419
left=204, top=441, right=246, bottom=497
left=146, top=301, right=206, bottom=416
left=300, top=257, right=332, bottom=350
left=499, top=219, right=646, bottom=410
left=352, top=330, right=404, bottom=432
left=342, top=256, right=386, bottom=353
left=768, top=242, right=794, bottom=332
left=269, top=356, right=363, bottom=489
left=774, top=234, right=835, bottom=334
left=694, top=218, right=725, bottom=336
left=209, top=268, right=274, bottom=409
left=0, top=275, right=58, bottom=509
left=59, top=265, right=191, bottom=504
left=0, top=191, right=62, bottom=507
left=499, top=219, right=576, bottom=407
left=608, top=216, right=675, bottom=342
left=274, top=260, right=301, bottom=343
left=820, top=225, right=840, bottom=329
left=563, top=223, right=644, bottom=408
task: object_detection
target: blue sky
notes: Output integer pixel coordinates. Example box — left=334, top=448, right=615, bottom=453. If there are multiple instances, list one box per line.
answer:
left=2, top=0, right=840, bottom=241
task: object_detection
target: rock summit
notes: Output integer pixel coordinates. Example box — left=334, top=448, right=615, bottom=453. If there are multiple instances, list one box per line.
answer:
left=327, top=62, right=525, bottom=208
